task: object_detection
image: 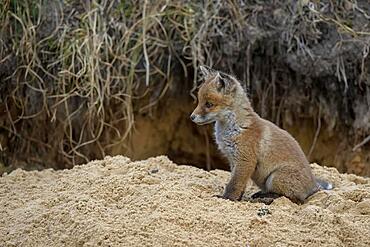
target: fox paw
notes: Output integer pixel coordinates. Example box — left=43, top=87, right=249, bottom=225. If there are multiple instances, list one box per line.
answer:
left=213, top=193, right=242, bottom=201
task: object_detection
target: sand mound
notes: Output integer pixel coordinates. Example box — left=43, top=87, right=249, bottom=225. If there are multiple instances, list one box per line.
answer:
left=0, top=156, right=369, bottom=246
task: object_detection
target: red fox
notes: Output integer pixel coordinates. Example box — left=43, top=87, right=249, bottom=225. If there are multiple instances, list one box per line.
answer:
left=190, top=66, right=332, bottom=204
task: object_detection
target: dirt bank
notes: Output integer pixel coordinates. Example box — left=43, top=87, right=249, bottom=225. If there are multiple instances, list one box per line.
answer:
left=1, top=0, right=369, bottom=176
left=1, top=156, right=369, bottom=246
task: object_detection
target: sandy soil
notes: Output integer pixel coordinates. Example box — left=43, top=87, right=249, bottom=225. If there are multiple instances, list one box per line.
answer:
left=0, top=156, right=369, bottom=247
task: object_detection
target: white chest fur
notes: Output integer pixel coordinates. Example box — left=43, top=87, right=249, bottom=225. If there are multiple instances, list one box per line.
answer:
left=214, top=112, right=241, bottom=160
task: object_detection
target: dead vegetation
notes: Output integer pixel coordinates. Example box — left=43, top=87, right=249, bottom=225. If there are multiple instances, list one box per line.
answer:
left=0, top=0, right=369, bottom=173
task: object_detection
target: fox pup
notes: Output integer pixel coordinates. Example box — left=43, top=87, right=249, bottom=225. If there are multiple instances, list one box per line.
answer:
left=190, top=66, right=332, bottom=204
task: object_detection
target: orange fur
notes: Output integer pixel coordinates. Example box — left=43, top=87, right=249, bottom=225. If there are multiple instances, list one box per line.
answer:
left=190, top=66, right=332, bottom=203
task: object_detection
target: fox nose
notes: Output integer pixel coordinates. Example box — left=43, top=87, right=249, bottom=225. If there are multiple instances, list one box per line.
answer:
left=190, top=114, right=196, bottom=121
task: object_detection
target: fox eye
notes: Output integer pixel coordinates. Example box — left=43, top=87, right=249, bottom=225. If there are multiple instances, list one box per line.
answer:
left=205, top=101, right=213, bottom=108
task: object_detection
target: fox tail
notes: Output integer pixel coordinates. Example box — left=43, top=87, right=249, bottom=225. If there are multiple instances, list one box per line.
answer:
left=316, top=178, right=333, bottom=190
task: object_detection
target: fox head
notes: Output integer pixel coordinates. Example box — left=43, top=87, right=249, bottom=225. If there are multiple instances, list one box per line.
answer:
left=190, top=66, right=243, bottom=125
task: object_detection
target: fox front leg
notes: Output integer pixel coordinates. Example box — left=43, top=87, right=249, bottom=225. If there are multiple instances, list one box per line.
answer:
left=221, top=157, right=256, bottom=201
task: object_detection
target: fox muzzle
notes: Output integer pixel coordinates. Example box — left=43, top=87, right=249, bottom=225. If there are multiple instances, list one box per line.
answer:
left=190, top=113, right=215, bottom=125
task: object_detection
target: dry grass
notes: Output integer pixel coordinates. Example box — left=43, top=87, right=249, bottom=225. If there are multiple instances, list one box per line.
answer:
left=0, top=0, right=369, bottom=172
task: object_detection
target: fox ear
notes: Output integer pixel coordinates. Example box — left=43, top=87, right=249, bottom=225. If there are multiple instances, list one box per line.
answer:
left=199, top=65, right=217, bottom=77
left=216, top=73, right=236, bottom=94
left=216, top=73, right=226, bottom=91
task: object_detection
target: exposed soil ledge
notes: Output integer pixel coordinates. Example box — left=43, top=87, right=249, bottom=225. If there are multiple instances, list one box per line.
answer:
left=0, top=156, right=369, bottom=246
